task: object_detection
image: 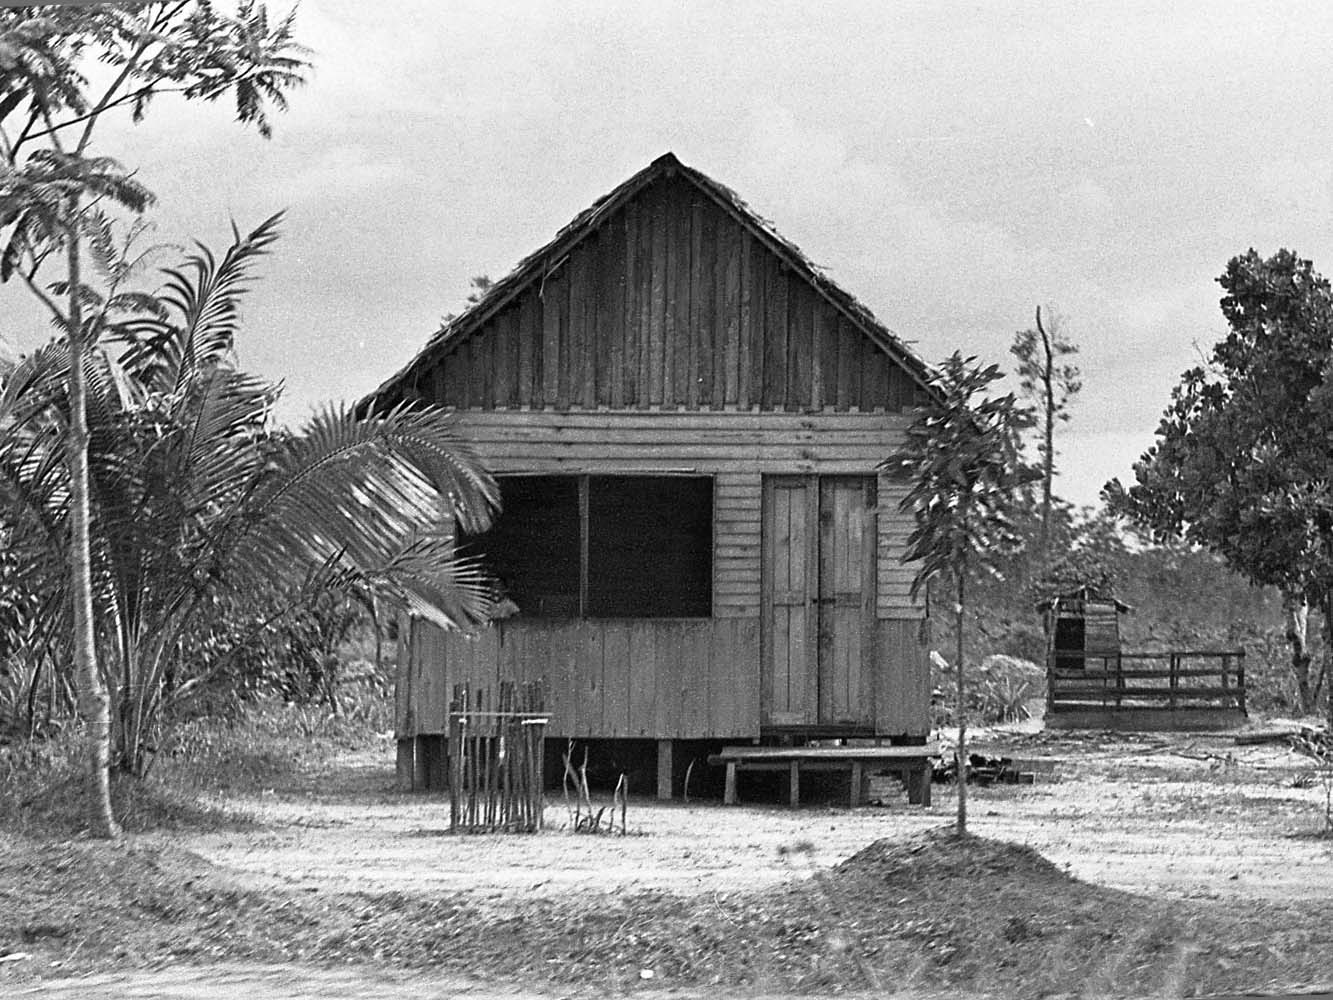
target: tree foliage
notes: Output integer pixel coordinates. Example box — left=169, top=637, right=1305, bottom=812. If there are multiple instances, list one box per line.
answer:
left=1, top=2, right=308, bottom=836
left=1106, top=248, right=1333, bottom=714
left=887, top=352, right=1037, bottom=832
left=2, top=218, right=499, bottom=780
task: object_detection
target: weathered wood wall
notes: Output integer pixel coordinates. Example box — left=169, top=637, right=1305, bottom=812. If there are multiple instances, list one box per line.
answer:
left=400, top=618, right=760, bottom=739
left=405, top=174, right=918, bottom=415
left=383, top=160, right=935, bottom=746
left=449, top=410, right=921, bottom=618
left=398, top=615, right=930, bottom=740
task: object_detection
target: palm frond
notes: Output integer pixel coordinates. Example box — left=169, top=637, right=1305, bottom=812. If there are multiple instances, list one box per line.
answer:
left=224, top=402, right=498, bottom=627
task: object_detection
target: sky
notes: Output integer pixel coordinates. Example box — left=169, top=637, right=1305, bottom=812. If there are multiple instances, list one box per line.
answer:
left=8, top=0, right=1333, bottom=509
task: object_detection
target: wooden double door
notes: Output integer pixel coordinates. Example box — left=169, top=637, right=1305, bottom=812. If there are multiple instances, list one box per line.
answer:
left=762, top=475, right=877, bottom=728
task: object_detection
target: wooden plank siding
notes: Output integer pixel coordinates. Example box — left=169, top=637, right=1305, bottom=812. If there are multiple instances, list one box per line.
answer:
left=406, top=618, right=762, bottom=739
left=382, top=157, right=936, bottom=750
left=400, top=614, right=927, bottom=740
left=451, top=410, right=919, bottom=617
left=418, top=175, right=915, bottom=415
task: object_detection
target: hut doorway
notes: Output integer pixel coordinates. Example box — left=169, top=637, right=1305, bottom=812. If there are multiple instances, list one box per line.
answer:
left=761, top=475, right=877, bottom=730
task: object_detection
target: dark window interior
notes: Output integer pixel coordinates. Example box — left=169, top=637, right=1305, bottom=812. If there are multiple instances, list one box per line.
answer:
left=473, top=476, right=580, bottom=617
left=469, top=474, right=712, bottom=619
left=587, top=476, right=712, bottom=618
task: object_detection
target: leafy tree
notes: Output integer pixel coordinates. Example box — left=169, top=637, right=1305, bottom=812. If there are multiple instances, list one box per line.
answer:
left=1, top=218, right=499, bottom=790
left=887, top=352, right=1036, bottom=833
left=1009, top=305, right=1081, bottom=569
left=0, top=3, right=306, bottom=836
left=1106, top=248, right=1333, bottom=716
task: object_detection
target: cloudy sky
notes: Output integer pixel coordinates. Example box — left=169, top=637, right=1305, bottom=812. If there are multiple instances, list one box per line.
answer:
left=9, top=1, right=1333, bottom=508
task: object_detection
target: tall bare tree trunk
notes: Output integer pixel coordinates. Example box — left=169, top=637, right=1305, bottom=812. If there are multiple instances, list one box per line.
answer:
left=66, top=205, right=119, bottom=838
left=1283, top=591, right=1313, bottom=714
left=1036, top=306, right=1055, bottom=569
left=955, top=566, right=967, bottom=835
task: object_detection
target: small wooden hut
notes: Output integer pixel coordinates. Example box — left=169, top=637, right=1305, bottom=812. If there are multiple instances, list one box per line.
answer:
left=1039, top=586, right=1130, bottom=673
left=364, top=153, right=935, bottom=793
left=1040, top=586, right=1247, bottom=730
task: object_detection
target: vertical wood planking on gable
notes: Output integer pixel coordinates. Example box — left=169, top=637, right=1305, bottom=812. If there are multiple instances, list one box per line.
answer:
left=648, top=183, right=666, bottom=406
left=566, top=243, right=587, bottom=408
left=719, top=206, right=740, bottom=407
left=787, top=274, right=812, bottom=411
left=599, top=216, right=620, bottom=408
left=687, top=193, right=703, bottom=409
left=886, top=363, right=907, bottom=412
left=763, top=259, right=789, bottom=408
left=509, top=304, right=525, bottom=408
left=518, top=285, right=537, bottom=407
left=618, top=203, right=636, bottom=408
left=578, top=237, right=598, bottom=408
left=636, top=192, right=653, bottom=408
left=675, top=180, right=696, bottom=408
left=555, top=256, right=573, bottom=409
left=807, top=293, right=823, bottom=410
left=664, top=181, right=687, bottom=410
left=457, top=339, right=475, bottom=409
left=836, top=315, right=859, bottom=411
left=397, top=175, right=938, bottom=418
left=482, top=314, right=498, bottom=408
left=697, top=198, right=716, bottom=409
left=860, top=336, right=884, bottom=412
left=541, top=265, right=561, bottom=407
left=737, top=229, right=754, bottom=409
left=748, top=235, right=767, bottom=407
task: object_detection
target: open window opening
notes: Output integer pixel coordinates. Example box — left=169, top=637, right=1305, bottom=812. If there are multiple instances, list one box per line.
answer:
left=469, top=474, right=713, bottom=619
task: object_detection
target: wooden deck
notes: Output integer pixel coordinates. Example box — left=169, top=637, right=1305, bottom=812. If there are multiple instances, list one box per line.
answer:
left=709, top=744, right=938, bottom=808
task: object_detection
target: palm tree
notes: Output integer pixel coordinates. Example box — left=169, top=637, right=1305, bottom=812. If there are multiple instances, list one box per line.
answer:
left=0, top=216, right=498, bottom=784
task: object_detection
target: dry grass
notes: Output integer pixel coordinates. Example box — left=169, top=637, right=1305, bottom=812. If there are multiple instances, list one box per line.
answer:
left=4, top=823, right=1333, bottom=996
left=6, top=708, right=1333, bottom=996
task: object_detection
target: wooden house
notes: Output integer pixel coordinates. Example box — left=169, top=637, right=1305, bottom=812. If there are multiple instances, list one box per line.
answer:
left=365, top=153, right=935, bottom=794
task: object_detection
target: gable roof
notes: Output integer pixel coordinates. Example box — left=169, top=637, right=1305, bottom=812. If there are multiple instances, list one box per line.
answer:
left=366, top=152, right=934, bottom=408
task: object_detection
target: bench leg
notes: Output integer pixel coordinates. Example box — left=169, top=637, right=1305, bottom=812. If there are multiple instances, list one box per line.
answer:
left=850, top=761, right=864, bottom=807
left=789, top=760, right=800, bottom=808
left=724, top=762, right=738, bottom=805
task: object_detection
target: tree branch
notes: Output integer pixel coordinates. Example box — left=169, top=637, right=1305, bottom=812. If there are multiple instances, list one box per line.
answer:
left=20, top=268, right=69, bottom=328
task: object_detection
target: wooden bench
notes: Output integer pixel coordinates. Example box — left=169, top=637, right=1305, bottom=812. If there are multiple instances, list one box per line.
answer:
left=709, top=744, right=938, bottom=808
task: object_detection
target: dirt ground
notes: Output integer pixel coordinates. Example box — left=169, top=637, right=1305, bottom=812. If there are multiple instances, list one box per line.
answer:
left=8, top=719, right=1333, bottom=998
left=175, top=722, right=1333, bottom=906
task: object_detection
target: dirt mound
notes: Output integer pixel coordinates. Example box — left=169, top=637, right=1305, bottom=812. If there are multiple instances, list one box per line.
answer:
left=840, top=824, right=1067, bottom=880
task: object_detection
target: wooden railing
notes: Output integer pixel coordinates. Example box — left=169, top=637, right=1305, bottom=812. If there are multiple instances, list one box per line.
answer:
left=1047, top=650, right=1246, bottom=715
